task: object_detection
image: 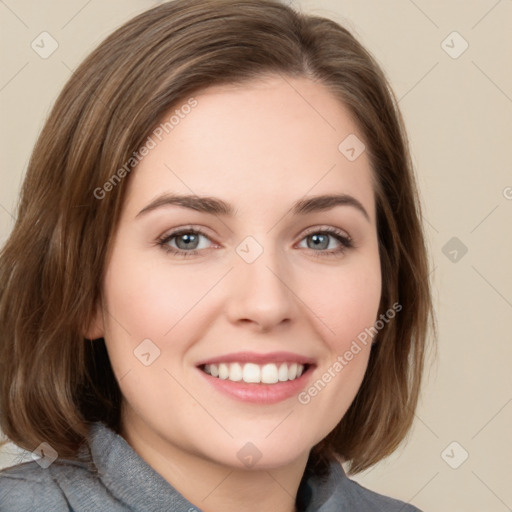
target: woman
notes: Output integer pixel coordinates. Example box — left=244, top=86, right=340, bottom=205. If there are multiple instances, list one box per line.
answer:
left=0, top=0, right=434, bottom=510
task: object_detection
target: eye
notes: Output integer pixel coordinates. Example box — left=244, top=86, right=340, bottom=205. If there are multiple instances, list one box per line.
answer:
left=157, top=227, right=214, bottom=257
left=297, top=227, right=353, bottom=257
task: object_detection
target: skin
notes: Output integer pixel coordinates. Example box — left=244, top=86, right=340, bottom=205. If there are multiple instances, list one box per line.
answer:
left=86, top=74, right=382, bottom=512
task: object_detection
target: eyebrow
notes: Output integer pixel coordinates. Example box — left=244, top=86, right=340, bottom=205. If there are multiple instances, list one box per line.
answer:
left=136, top=193, right=370, bottom=222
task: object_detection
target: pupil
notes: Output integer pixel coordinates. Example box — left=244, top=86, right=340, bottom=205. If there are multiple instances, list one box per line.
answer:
left=310, top=234, right=327, bottom=250
left=178, top=233, right=197, bottom=249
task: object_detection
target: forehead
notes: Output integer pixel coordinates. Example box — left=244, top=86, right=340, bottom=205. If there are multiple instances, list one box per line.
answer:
left=123, top=74, right=376, bottom=223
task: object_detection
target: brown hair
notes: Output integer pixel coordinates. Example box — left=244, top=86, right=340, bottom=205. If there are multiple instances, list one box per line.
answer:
left=0, top=0, right=434, bottom=475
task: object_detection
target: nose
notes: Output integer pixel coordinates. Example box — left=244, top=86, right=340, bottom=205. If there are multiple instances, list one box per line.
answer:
left=225, top=241, right=298, bottom=332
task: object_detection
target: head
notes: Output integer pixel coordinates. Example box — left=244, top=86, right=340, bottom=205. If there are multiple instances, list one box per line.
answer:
left=0, top=0, right=433, bottom=475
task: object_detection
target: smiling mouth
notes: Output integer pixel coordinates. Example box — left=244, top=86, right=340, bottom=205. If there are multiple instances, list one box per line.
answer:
left=199, top=362, right=311, bottom=384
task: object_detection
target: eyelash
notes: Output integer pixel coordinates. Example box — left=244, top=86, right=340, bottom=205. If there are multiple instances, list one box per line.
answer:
left=156, top=225, right=354, bottom=259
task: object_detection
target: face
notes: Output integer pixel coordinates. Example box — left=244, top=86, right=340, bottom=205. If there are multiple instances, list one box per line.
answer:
left=90, top=74, right=382, bottom=471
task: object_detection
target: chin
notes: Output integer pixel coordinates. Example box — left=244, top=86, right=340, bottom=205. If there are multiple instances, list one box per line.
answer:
left=201, top=434, right=312, bottom=471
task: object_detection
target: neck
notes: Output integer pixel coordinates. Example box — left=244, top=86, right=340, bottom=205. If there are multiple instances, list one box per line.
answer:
left=120, top=411, right=309, bottom=512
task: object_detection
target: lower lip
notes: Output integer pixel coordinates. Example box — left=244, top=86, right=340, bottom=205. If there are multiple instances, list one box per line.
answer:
left=197, top=366, right=314, bottom=404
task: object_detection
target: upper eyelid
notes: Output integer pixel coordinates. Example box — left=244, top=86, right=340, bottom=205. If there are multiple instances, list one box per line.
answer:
left=301, top=225, right=350, bottom=238
left=159, top=225, right=217, bottom=243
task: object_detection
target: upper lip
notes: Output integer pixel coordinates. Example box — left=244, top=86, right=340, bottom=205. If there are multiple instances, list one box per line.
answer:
left=196, top=351, right=316, bottom=367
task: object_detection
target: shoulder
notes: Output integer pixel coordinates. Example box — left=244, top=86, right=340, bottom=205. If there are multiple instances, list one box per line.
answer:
left=0, top=458, right=96, bottom=512
left=0, top=460, right=71, bottom=511
left=315, top=461, right=423, bottom=512
left=342, top=476, right=422, bottom=511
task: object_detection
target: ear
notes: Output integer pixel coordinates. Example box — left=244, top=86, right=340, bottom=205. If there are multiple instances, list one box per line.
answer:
left=83, top=298, right=105, bottom=340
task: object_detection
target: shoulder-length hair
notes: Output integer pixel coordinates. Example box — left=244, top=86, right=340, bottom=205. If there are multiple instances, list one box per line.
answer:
left=0, top=0, right=434, bottom=475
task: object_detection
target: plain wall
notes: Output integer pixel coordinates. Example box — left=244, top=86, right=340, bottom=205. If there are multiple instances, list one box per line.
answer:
left=1, top=1, right=511, bottom=511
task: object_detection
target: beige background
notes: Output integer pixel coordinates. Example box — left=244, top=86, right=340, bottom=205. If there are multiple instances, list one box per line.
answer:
left=1, top=1, right=511, bottom=510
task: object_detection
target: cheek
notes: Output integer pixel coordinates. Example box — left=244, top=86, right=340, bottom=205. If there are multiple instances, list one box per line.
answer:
left=302, top=257, right=382, bottom=350
left=103, top=250, right=210, bottom=341
left=297, top=253, right=381, bottom=407
left=293, top=265, right=381, bottom=445
left=100, top=251, right=206, bottom=422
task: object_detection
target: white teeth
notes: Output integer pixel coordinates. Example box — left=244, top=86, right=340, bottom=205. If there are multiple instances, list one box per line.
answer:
left=261, top=363, right=279, bottom=384
left=202, top=362, right=306, bottom=384
left=229, top=362, right=243, bottom=381
left=218, top=363, right=229, bottom=380
left=288, top=363, right=298, bottom=380
left=243, top=363, right=260, bottom=383
left=278, top=363, right=289, bottom=381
